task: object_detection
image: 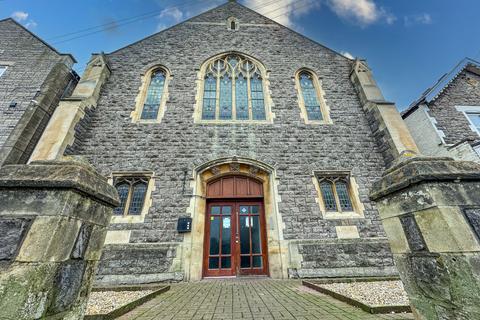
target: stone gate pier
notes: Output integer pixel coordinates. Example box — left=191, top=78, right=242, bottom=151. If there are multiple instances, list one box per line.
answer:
left=370, top=157, right=480, bottom=320
left=0, top=159, right=119, bottom=319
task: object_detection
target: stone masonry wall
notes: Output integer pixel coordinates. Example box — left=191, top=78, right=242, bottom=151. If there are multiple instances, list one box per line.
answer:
left=0, top=19, right=74, bottom=150
left=71, top=3, right=394, bottom=281
left=428, top=69, right=480, bottom=145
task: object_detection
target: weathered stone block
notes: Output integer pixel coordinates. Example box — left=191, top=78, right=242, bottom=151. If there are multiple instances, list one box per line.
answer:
left=371, top=157, right=480, bottom=319
left=0, top=159, right=119, bottom=319
left=0, top=217, right=32, bottom=261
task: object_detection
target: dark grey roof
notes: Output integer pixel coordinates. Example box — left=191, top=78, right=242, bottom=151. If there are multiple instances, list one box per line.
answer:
left=402, top=57, right=480, bottom=118
left=0, top=18, right=76, bottom=63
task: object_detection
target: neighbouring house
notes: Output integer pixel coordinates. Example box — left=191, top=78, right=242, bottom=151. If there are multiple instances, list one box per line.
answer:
left=0, top=18, right=77, bottom=166
left=402, top=58, right=480, bottom=162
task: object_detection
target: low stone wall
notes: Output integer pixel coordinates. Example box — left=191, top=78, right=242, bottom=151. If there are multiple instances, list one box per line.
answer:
left=289, top=238, right=397, bottom=278
left=95, top=243, right=182, bottom=285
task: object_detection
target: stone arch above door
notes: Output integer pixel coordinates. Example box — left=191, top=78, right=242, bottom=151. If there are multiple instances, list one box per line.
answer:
left=183, top=157, right=287, bottom=281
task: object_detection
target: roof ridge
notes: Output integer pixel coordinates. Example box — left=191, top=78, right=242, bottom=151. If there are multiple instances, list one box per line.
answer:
left=108, top=0, right=352, bottom=61
left=0, top=18, right=76, bottom=63
left=402, top=57, right=480, bottom=118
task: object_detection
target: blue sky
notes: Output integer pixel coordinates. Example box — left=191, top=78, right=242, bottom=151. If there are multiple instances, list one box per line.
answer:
left=2, top=0, right=480, bottom=110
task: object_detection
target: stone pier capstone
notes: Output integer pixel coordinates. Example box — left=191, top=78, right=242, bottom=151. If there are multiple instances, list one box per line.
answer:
left=0, top=159, right=119, bottom=319
left=370, top=157, right=480, bottom=320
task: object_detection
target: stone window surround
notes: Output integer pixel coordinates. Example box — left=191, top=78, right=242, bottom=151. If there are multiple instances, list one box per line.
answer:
left=131, top=65, right=172, bottom=124
left=193, top=51, right=275, bottom=124
left=456, top=105, right=480, bottom=136
left=294, top=68, right=332, bottom=125
left=107, top=171, right=155, bottom=224
left=312, top=170, right=365, bottom=220
left=226, top=17, right=239, bottom=31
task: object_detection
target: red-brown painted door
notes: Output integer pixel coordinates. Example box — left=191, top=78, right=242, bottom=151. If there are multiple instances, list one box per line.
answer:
left=203, top=200, right=268, bottom=277
left=235, top=201, right=269, bottom=276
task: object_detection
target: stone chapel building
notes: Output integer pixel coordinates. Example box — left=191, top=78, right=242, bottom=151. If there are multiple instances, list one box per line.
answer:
left=8, top=1, right=410, bottom=285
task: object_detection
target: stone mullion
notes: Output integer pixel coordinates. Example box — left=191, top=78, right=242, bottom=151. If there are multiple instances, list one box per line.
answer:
left=215, top=64, right=221, bottom=120
left=232, top=70, right=237, bottom=121
left=331, top=180, right=343, bottom=213
left=123, top=181, right=134, bottom=216
left=247, top=64, right=253, bottom=121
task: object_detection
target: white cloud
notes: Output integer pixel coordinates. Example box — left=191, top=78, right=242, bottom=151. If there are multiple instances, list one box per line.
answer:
left=244, top=0, right=320, bottom=27
left=25, top=20, right=38, bottom=29
left=11, top=11, right=29, bottom=21
left=341, top=51, right=354, bottom=59
left=159, top=7, right=184, bottom=23
left=326, top=0, right=395, bottom=26
left=404, top=13, right=433, bottom=26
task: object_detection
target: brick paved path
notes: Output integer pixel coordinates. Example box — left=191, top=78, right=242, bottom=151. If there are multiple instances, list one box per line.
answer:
left=118, top=279, right=413, bottom=320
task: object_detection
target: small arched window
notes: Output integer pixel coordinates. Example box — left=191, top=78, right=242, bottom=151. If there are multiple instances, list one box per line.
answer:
left=296, top=70, right=330, bottom=123
left=132, top=66, right=170, bottom=123
left=199, top=53, right=270, bottom=122
left=318, top=176, right=353, bottom=212
left=227, top=17, right=238, bottom=31
left=113, top=177, right=149, bottom=216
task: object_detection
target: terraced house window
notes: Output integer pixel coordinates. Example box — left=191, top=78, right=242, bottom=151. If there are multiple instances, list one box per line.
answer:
left=466, top=112, right=480, bottom=134
left=317, top=176, right=353, bottom=212
left=113, top=177, right=149, bottom=216
left=199, top=53, right=271, bottom=122
left=296, top=69, right=331, bottom=124
left=131, top=66, right=170, bottom=123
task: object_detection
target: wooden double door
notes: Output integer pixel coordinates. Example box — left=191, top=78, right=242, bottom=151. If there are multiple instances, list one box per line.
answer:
left=203, top=200, right=269, bottom=277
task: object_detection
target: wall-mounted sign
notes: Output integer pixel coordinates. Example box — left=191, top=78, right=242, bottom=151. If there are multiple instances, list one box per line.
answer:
left=177, top=217, right=192, bottom=233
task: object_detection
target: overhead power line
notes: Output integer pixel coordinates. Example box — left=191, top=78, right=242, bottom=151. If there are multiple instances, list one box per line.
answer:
left=51, top=0, right=317, bottom=45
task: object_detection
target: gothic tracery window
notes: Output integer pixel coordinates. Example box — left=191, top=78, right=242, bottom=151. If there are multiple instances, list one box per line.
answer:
left=201, top=54, right=268, bottom=121
left=140, top=69, right=166, bottom=120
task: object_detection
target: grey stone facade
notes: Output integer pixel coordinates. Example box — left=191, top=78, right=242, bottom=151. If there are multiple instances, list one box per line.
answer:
left=428, top=69, right=480, bottom=145
left=0, top=18, right=76, bottom=165
left=68, top=2, right=395, bottom=283
left=403, top=61, right=480, bottom=162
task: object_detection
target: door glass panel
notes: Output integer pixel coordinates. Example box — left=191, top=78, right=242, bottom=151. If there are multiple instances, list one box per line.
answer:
left=221, top=257, right=231, bottom=268
left=209, top=257, right=219, bottom=269
left=209, top=216, right=220, bottom=255
left=251, top=216, right=261, bottom=254
left=253, top=256, right=262, bottom=268
left=241, top=256, right=250, bottom=268
left=240, top=216, right=250, bottom=254
left=251, top=205, right=259, bottom=214
left=222, top=206, right=231, bottom=215
left=239, top=206, right=249, bottom=215
left=221, top=217, right=231, bottom=254
left=211, top=206, right=221, bottom=214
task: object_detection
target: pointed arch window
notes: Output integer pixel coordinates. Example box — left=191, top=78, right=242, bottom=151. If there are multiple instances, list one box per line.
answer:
left=317, top=176, right=354, bottom=213
left=132, top=66, right=170, bottom=123
left=141, top=70, right=166, bottom=120
left=199, top=54, right=271, bottom=122
left=113, top=177, right=149, bottom=216
left=296, top=70, right=331, bottom=123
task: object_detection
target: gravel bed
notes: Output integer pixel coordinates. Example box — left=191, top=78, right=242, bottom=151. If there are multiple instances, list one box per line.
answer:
left=86, top=290, right=155, bottom=315
left=320, top=281, right=410, bottom=306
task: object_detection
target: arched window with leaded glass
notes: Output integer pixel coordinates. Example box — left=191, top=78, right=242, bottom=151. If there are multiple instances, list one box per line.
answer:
left=296, top=69, right=330, bottom=124
left=132, top=66, right=170, bottom=123
left=113, top=177, right=149, bottom=216
left=198, top=53, right=271, bottom=122
left=317, top=176, right=354, bottom=213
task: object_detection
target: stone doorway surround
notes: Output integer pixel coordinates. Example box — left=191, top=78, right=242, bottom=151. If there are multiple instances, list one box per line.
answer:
left=182, top=156, right=288, bottom=281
